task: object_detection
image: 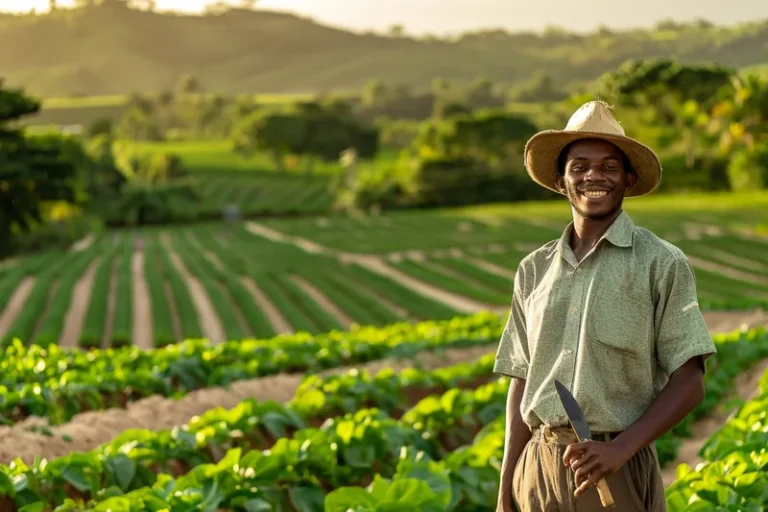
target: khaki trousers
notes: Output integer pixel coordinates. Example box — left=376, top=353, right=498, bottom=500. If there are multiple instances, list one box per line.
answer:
left=511, top=426, right=667, bottom=512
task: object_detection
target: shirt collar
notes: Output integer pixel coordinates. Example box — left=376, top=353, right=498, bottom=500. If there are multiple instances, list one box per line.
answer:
left=548, top=210, right=635, bottom=258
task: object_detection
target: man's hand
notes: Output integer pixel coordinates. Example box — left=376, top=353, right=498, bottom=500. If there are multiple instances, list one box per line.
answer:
left=563, top=439, right=631, bottom=497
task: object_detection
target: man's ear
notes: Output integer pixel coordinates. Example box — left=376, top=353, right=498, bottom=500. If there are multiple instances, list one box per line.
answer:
left=555, top=175, right=566, bottom=194
left=625, top=170, right=638, bottom=191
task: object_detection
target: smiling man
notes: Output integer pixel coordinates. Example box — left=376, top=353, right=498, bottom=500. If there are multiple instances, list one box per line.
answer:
left=494, top=101, right=716, bottom=512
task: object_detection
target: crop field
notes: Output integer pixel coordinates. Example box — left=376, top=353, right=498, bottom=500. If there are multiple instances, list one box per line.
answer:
left=0, top=311, right=765, bottom=510
left=2, top=191, right=768, bottom=350
left=0, top=192, right=766, bottom=510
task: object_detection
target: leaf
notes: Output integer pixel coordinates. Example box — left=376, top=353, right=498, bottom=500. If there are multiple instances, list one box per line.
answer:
left=288, top=486, right=325, bottom=512
left=105, top=454, right=136, bottom=491
left=324, top=487, right=377, bottom=512
left=244, top=498, right=273, bottom=512
left=380, top=479, right=440, bottom=506
left=0, top=472, right=15, bottom=496
left=61, top=465, right=90, bottom=492
left=18, top=504, right=45, bottom=512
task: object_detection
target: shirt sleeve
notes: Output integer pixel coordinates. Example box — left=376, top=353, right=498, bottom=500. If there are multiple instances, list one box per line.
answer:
left=654, top=255, right=716, bottom=376
left=493, top=264, right=530, bottom=380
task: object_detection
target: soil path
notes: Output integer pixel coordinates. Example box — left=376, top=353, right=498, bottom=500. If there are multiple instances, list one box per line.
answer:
left=160, top=233, right=226, bottom=343
left=466, top=257, right=516, bottom=280
left=241, top=277, right=292, bottom=335
left=0, top=344, right=494, bottom=464
left=0, top=277, right=36, bottom=340
left=69, top=234, right=94, bottom=253
left=291, top=275, right=354, bottom=328
left=58, top=259, right=100, bottom=348
left=687, top=255, right=768, bottom=287
left=131, top=249, right=154, bottom=350
left=350, top=256, right=496, bottom=314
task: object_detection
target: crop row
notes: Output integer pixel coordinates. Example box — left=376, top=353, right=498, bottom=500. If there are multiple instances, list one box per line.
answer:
left=0, top=354, right=504, bottom=509
left=0, top=312, right=503, bottom=426
left=2, top=325, right=768, bottom=510
left=664, top=364, right=768, bottom=511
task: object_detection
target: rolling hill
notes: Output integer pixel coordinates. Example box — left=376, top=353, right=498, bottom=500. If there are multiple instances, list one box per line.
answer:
left=1, top=4, right=768, bottom=98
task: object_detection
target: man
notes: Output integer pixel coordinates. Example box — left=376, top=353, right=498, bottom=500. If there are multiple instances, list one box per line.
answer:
left=494, top=100, right=716, bottom=512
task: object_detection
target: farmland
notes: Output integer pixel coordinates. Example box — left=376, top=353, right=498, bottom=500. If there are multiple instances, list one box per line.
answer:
left=2, top=191, right=768, bottom=350
left=2, top=170, right=768, bottom=511
left=0, top=313, right=765, bottom=509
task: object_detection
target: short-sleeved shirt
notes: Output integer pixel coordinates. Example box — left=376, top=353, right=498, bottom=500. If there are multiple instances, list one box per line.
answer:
left=493, top=210, right=716, bottom=433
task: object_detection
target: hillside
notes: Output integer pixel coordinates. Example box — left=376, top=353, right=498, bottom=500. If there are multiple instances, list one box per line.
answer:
left=1, top=4, right=768, bottom=98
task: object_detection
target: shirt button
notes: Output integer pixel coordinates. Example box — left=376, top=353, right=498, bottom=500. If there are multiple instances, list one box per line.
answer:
left=576, top=268, right=582, bottom=273
left=572, top=308, right=578, bottom=313
left=564, top=349, right=573, bottom=355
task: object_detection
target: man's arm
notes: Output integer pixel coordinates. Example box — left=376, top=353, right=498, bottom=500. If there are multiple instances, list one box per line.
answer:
left=564, top=356, right=705, bottom=494
left=493, top=264, right=531, bottom=511
left=496, top=377, right=531, bottom=512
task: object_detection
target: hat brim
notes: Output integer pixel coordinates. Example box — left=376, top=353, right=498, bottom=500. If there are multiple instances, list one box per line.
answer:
left=524, top=130, right=662, bottom=198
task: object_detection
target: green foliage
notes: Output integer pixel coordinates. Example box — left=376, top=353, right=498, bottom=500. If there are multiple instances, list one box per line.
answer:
left=0, top=81, right=83, bottom=258
left=0, top=312, right=503, bottom=427
left=727, top=142, right=768, bottom=191
left=232, top=101, right=380, bottom=172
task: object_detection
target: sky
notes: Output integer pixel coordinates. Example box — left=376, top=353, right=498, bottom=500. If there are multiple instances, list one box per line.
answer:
left=2, top=0, right=767, bottom=35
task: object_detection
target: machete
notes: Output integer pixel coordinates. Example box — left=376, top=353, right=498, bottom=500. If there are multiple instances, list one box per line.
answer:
left=554, top=378, right=615, bottom=508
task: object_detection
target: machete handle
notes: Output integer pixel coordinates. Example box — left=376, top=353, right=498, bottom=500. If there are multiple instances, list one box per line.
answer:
left=596, top=478, right=614, bottom=508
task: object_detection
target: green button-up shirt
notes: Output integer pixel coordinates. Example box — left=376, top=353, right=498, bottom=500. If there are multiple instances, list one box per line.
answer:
left=493, top=210, right=716, bottom=432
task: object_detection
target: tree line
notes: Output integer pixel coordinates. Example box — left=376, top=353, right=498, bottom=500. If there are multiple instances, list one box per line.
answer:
left=2, top=56, right=767, bottom=260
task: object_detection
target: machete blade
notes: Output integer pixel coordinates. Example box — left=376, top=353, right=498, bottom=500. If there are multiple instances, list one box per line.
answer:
left=554, top=378, right=593, bottom=441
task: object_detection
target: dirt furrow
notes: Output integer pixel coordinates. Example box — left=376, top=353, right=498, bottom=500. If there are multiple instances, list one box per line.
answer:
left=160, top=233, right=226, bottom=343
left=687, top=255, right=768, bottom=286
left=0, top=277, right=36, bottom=339
left=347, top=256, right=500, bottom=314
left=467, top=257, right=516, bottom=280
left=132, top=249, right=154, bottom=350
left=241, top=277, right=292, bottom=334
left=58, top=259, right=101, bottom=348
left=291, top=274, right=354, bottom=327
left=0, top=344, right=496, bottom=464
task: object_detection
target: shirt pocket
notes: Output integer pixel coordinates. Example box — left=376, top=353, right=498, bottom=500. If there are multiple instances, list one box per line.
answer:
left=586, top=286, right=652, bottom=357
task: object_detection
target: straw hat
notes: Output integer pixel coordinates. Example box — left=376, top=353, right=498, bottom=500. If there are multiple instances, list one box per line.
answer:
left=524, top=100, right=662, bottom=197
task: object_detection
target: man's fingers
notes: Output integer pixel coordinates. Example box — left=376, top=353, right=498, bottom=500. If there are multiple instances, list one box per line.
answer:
left=563, top=441, right=590, bottom=466
left=574, top=472, right=603, bottom=497
left=573, top=458, right=601, bottom=486
left=570, top=450, right=596, bottom=472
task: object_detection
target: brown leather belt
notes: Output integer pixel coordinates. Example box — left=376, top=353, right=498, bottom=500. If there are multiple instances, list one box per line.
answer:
left=532, top=425, right=622, bottom=445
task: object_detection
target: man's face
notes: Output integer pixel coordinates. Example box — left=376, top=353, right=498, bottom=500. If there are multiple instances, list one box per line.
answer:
left=555, top=139, right=637, bottom=221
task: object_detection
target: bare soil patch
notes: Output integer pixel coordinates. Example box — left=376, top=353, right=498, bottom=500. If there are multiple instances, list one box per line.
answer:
left=131, top=250, right=154, bottom=350
left=290, top=275, right=354, bottom=328
left=0, top=344, right=495, bottom=464
left=346, top=256, right=499, bottom=315
left=466, top=257, right=516, bottom=280
left=0, top=277, right=36, bottom=340
left=687, top=255, right=768, bottom=287
left=241, top=277, right=292, bottom=334
left=245, top=222, right=332, bottom=255
left=160, top=233, right=226, bottom=343
left=69, top=234, right=94, bottom=253
left=58, top=259, right=100, bottom=348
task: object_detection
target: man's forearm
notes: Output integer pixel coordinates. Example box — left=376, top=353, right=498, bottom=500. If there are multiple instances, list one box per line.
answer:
left=614, top=357, right=705, bottom=459
left=497, top=377, right=531, bottom=509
